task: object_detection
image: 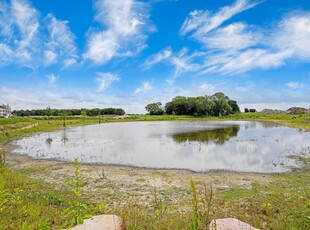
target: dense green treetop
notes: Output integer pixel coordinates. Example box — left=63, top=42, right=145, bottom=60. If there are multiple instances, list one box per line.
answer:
left=12, top=107, right=126, bottom=117
left=150, top=92, right=240, bottom=116
left=145, top=102, right=164, bottom=115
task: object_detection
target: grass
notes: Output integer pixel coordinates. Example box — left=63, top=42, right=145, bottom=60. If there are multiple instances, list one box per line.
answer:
left=0, top=165, right=71, bottom=229
left=0, top=114, right=310, bottom=229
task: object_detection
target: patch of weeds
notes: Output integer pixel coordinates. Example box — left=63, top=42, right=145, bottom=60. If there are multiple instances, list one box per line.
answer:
left=49, top=165, right=63, bottom=171
left=15, top=167, right=42, bottom=175
left=63, top=158, right=91, bottom=227
left=190, top=178, right=213, bottom=230
left=152, top=171, right=173, bottom=178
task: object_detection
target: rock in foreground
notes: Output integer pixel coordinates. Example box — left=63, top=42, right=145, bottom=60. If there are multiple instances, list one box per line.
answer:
left=209, top=218, right=259, bottom=230
left=70, top=215, right=123, bottom=230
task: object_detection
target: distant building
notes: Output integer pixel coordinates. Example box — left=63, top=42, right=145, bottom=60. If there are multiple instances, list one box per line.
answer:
left=0, top=104, right=11, bottom=118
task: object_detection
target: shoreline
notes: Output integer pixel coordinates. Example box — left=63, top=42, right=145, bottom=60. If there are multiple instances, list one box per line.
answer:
left=1, top=115, right=309, bottom=229
left=4, top=118, right=306, bottom=175
left=2, top=117, right=308, bottom=206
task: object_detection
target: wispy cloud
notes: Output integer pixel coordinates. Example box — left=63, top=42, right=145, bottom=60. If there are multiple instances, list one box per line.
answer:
left=201, top=49, right=292, bottom=75
left=197, top=23, right=261, bottom=51
left=0, top=1, right=13, bottom=37
left=134, top=81, right=152, bottom=94
left=46, top=73, right=59, bottom=84
left=286, top=81, right=303, bottom=89
left=0, top=43, right=13, bottom=66
left=0, top=0, right=78, bottom=69
left=180, top=0, right=262, bottom=36
left=95, top=72, right=120, bottom=92
left=143, top=47, right=202, bottom=77
left=199, top=83, right=214, bottom=93
left=200, top=12, right=310, bottom=74
left=173, top=0, right=310, bottom=75
left=84, top=0, right=153, bottom=65
left=170, top=48, right=202, bottom=77
left=11, top=0, right=40, bottom=67
left=45, top=14, right=78, bottom=68
left=272, top=12, right=310, bottom=61
left=142, top=47, right=172, bottom=69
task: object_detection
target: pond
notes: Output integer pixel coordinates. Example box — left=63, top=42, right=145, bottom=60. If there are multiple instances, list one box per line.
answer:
left=12, top=121, right=310, bottom=172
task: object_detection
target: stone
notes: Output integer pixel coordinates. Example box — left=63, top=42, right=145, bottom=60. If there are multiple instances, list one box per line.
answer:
left=209, top=218, right=259, bottom=230
left=69, top=215, right=123, bottom=230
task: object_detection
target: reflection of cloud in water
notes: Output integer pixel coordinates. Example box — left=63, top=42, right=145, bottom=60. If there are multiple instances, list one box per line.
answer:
left=236, top=142, right=257, bottom=154
left=12, top=121, right=310, bottom=172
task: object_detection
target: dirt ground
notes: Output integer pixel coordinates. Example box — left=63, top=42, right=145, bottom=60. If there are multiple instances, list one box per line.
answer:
left=5, top=142, right=271, bottom=211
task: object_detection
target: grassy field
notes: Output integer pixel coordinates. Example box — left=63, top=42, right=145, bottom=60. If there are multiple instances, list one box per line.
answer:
left=0, top=114, right=310, bottom=229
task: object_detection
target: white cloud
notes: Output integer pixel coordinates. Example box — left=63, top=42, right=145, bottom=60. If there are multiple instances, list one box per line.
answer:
left=272, top=12, right=310, bottom=61
left=44, top=50, right=57, bottom=66
left=0, top=0, right=79, bottom=69
left=198, top=12, right=310, bottom=74
left=46, top=73, right=59, bottom=84
left=11, top=0, right=40, bottom=67
left=199, top=83, right=214, bottom=93
left=180, top=0, right=262, bottom=36
left=175, top=2, right=310, bottom=75
left=45, top=13, right=78, bottom=68
left=95, top=72, right=120, bottom=92
left=84, top=31, right=118, bottom=64
left=63, top=58, right=77, bottom=69
left=0, top=1, right=13, bottom=37
left=197, top=23, right=260, bottom=51
left=170, top=49, right=201, bottom=77
left=286, top=81, right=302, bottom=89
left=84, top=0, right=153, bottom=65
left=134, top=81, right=152, bottom=94
left=0, top=43, right=13, bottom=66
left=144, top=47, right=202, bottom=77
left=142, top=47, right=172, bottom=68
left=202, top=49, right=292, bottom=74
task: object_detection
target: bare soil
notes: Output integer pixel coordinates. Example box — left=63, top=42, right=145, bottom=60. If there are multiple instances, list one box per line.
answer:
left=5, top=142, right=271, bottom=211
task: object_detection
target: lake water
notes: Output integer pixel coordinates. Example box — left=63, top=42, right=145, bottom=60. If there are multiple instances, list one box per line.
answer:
left=12, top=121, right=310, bottom=172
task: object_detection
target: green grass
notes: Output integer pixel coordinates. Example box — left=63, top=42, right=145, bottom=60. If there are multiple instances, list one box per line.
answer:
left=0, top=165, right=71, bottom=229
left=0, top=114, right=310, bottom=229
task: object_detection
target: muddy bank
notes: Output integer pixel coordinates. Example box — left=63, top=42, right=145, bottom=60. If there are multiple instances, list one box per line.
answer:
left=4, top=142, right=271, bottom=212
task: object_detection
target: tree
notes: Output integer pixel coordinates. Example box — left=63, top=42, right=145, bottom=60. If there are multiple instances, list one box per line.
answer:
left=165, top=102, right=175, bottom=115
left=228, top=100, right=240, bottom=113
left=163, top=92, right=239, bottom=117
left=145, top=102, right=164, bottom=115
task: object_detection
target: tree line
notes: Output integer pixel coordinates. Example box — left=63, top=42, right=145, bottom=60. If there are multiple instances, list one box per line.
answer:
left=12, top=107, right=126, bottom=117
left=145, top=92, right=240, bottom=116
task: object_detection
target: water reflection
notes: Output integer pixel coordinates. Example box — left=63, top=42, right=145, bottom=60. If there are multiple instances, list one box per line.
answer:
left=173, top=126, right=239, bottom=145
left=45, top=134, right=53, bottom=148
left=61, top=129, right=69, bottom=145
left=12, top=121, right=310, bottom=173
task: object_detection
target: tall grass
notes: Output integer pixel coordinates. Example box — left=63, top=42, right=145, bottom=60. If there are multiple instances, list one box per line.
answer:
left=63, top=158, right=90, bottom=226
left=190, top=178, right=213, bottom=230
left=0, top=148, right=5, bottom=167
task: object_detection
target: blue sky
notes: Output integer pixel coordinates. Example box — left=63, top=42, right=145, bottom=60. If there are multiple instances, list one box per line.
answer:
left=0, top=0, right=310, bottom=113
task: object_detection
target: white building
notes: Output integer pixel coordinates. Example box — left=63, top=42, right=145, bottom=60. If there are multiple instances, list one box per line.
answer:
left=0, top=104, right=11, bottom=118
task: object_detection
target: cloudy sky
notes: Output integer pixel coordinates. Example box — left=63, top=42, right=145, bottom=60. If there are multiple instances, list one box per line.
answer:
left=0, top=0, right=309, bottom=113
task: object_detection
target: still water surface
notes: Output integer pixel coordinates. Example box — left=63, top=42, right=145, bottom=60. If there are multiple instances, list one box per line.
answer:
left=12, top=121, right=310, bottom=172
